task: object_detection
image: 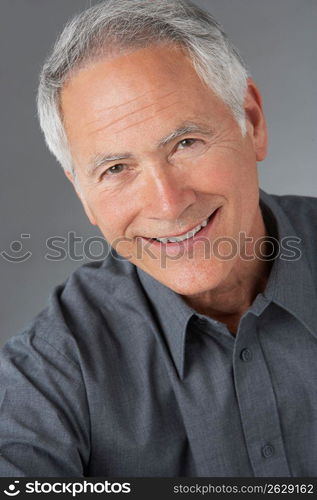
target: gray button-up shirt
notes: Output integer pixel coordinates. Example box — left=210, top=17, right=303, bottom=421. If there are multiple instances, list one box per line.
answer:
left=1, top=189, right=317, bottom=477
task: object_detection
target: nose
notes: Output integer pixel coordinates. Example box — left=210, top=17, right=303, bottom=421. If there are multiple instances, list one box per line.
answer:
left=141, top=163, right=197, bottom=221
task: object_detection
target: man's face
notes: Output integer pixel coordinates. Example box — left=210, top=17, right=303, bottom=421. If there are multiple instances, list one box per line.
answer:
left=61, top=44, right=267, bottom=296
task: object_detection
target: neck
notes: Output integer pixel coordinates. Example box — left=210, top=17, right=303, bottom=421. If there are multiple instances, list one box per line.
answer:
left=182, top=204, right=272, bottom=335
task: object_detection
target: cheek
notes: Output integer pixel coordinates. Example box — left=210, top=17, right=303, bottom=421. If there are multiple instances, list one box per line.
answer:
left=86, top=193, right=140, bottom=258
left=83, top=193, right=124, bottom=236
left=204, top=145, right=258, bottom=197
left=192, top=159, right=243, bottom=199
left=197, top=148, right=259, bottom=230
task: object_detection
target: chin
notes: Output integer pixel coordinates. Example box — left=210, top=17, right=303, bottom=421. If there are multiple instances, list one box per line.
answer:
left=156, top=262, right=229, bottom=297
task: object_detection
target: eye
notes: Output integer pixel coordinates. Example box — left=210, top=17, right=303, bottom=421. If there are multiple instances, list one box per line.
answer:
left=103, top=164, right=126, bottom=177
left=177, top=138, right=198, bottom=149
left=169, top=136, right=209, bottom=163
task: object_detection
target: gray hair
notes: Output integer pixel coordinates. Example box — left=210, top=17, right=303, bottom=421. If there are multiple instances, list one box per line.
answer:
left=37, top=0, right=249, bottom=174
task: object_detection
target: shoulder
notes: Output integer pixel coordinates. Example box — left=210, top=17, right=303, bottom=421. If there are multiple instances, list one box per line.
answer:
left=1, top=253, right=145, bottom=366
left=271, top=192, right=317, bottom=218
left=269, top=192, right=317, bottom=238
left=266, top=191, right=317, bottom=282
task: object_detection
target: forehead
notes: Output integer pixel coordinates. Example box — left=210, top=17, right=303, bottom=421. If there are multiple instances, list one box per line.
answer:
left=60, top=44, right=229, bottom=163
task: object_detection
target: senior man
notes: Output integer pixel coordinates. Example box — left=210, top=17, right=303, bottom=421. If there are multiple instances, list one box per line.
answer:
left=1, top=0, right=317, bottom=478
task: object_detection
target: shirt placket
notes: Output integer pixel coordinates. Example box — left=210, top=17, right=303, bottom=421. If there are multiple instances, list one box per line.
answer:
left=233, top=312, right=291, bottom=476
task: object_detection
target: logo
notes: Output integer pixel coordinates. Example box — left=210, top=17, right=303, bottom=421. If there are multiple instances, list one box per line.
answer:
left=4, top=481, right=20, bottom=496
left=1, top=234, right=32, bottom=263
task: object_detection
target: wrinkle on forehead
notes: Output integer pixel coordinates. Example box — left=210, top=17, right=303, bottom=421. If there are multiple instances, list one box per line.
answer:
left=94, top=99, right=181, bottom=136
left=87, top=89, right=176, bottom=127
left=89, top=90, right=179, bottom=136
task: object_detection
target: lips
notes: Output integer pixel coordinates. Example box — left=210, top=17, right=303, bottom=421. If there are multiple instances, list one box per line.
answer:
left=154, top=216, right=210, bottom=243
left=142, top=206, right=221, bottom=247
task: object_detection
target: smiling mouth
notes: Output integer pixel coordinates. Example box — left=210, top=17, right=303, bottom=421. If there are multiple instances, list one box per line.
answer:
left=144, top=207, right=220, bottom=245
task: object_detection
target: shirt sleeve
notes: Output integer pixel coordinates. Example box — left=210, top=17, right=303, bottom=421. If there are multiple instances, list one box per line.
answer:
left=0, top=330, right=91, bottom=476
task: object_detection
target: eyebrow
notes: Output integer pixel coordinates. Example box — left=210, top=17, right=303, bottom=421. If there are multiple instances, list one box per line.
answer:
left=86, top=153, right=133, bottom=177
left=158, top=122, right=213, bottom=147
left=86, top=121, right=213, bottom=177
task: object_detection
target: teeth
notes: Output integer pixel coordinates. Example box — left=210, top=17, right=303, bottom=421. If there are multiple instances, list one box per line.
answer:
left=155, top=216, right=210, bottom=243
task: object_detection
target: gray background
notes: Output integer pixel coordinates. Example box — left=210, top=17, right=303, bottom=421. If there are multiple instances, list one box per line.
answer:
left=1, top=0, right=316, bottom=346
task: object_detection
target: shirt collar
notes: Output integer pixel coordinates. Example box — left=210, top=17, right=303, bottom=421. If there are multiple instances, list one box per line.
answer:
left=137, top=189, right=317, bottom=379
left=259, top=189, right=317, bottom=338
left=137, top=266, right=195, bottom=378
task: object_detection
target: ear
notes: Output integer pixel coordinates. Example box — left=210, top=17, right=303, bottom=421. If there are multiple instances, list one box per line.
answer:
left=244, top=78, right=268, bottom=162
left=64, top=170, right=97, bottom=226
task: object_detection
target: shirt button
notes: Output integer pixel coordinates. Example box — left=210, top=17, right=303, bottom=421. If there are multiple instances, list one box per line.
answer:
left=240, top=348, right=252, bottom=362
left=262, top=444, right=275, bottom=458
